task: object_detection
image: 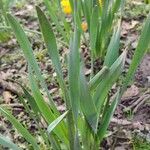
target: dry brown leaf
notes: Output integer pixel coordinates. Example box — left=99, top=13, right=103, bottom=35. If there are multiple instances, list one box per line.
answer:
left=2, top=91, right=14, bottom=103
left=122, top=84, right=139, bottom=99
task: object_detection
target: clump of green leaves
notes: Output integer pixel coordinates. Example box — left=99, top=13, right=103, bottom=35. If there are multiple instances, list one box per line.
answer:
left=44, top=0, right=125, bottom=59
left=80, top=0, right=125, bottom=58
left=0, top=3, right=150, bottom=150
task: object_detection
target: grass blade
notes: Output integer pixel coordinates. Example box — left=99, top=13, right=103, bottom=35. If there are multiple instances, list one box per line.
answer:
left=36, top=6, right=75, bottom=150
left=36, top=7, right=71, bottom=117
left=90, top=6, right=99, bottom=56
left=88, top=66, right=109, bottom=91
left=0, top=107, right=40, bottom=150
left=68, top=29, right=81, bottom=120
left=17, top=94, right=51, bottom=149
left=81, top=0, right=91, bottom=28
left=14, top=82, right=40, bottom=115
left=68, top=18, right=81, bottom=149
left=104, top=22, right=121, bottom=67
left=0, top=134, right=22, bottom=150
left=28, top=68, right=68, bottom=145
left=47, top=111, right=69, bottom=134
left=22, top=88, right=40, bottom=115
left=112, top=0, right=124, bottom=14
left=80, top=64, right=98, bottom=132
left=6, top=13, right=57, bottom=113
left=43, top=0, right=69, bottom=43
left=94, top=51, right=126, bottom=112
left=98, top=89, right=120, bottom=141
left=124, top=13, right=150, bottom=88
left=36, top=6, right=65, bottom=91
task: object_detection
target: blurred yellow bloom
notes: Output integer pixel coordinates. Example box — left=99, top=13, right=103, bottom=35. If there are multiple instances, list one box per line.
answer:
left=61, top=0, right=103, bottom=15
left=81, top=22, right=88, bottom=32
left=61, top=0, right=72, bottom=15
left=99, top=0, right=103, bottom=7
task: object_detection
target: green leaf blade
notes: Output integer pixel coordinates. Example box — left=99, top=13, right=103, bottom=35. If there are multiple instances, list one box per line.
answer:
left=88, top=66, right=109, bottom=91
left=68, top=29, right=81, bottom=121
left=90, top=6, right=99, bottom=56
left=36, top=6, right=63, bottom=81
left=98, top=89, right=121, bottom=141
left=47, top=111, right=69, bottom=134
left=124, top=13, right=150, bottom=88
left=80, top=64, right=98, bottom=132
left=104, top=22, right=121, bottom=67
left=0, top=107, right=40, bottom=150
left=28, top=68, right=68, bottom=145
left=6, top=13, right=57, bottom=113
left=94, top=51, right=126, bottom=113
left=0, top=134, right=22, bottom=150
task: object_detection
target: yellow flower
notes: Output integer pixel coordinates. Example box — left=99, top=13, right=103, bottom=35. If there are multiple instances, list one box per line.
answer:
left=61, top=0, right=72, bottom=15
left=99, top=0, right=103, bottom=7
left=61, top=0, right=103, bottom=14
left=81, top=22, right=88, bottom=32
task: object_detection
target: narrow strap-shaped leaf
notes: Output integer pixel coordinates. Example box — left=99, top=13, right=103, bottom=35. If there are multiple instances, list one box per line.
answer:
left=101, top=0, right=110, bottom=25
left=80, top=64, right=98, bottom=132
left=22, top=87, right=40, bottom=115
left=14, top=81, right=40, bottom=114
left=69, top=0, right=74, bottom=12
left=49, top=133, right=62, bottom=150
left=112, top=0, right=124, bottom=15
left=17, top=95, right=52, bottom=149
left=124, top=12, right=150, bottom=88
left=36, top=7, right=71, bottom=114
left=47, top=111, right=69, bottom=134
left=43, top=0, right=69, bottom=43
left=94, top=51, right=126, bottom=112
left=88, top=66, right=109, bottom=91
left=6, top=13, right=57, bottom=114
left=74, top=1, right=82, bottom=33
left=79, top=118, right=92, bottom=150
left=68, top=29, right=81, bottom=121
left=98, top=89, right=120, bottom=141
left=6, top=80, right=40, bottom=115
left=28, top=68, right=68, bottom=145
left=36, top=6, right=65, bottom=91
left=0, top=107, right=40, bottom=150
left=68, top=29, right=81, bottom=150
left=0, top=134, right=22, bottom=150
left=96, top=0, right=117, bottom=57
left=90, top=6, right=99, bottom=56
left=104, top=22, right=121, bottom=67
left=36, top=7, right=74, bottom=150
left=81, top=0, right=91, bottom=28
